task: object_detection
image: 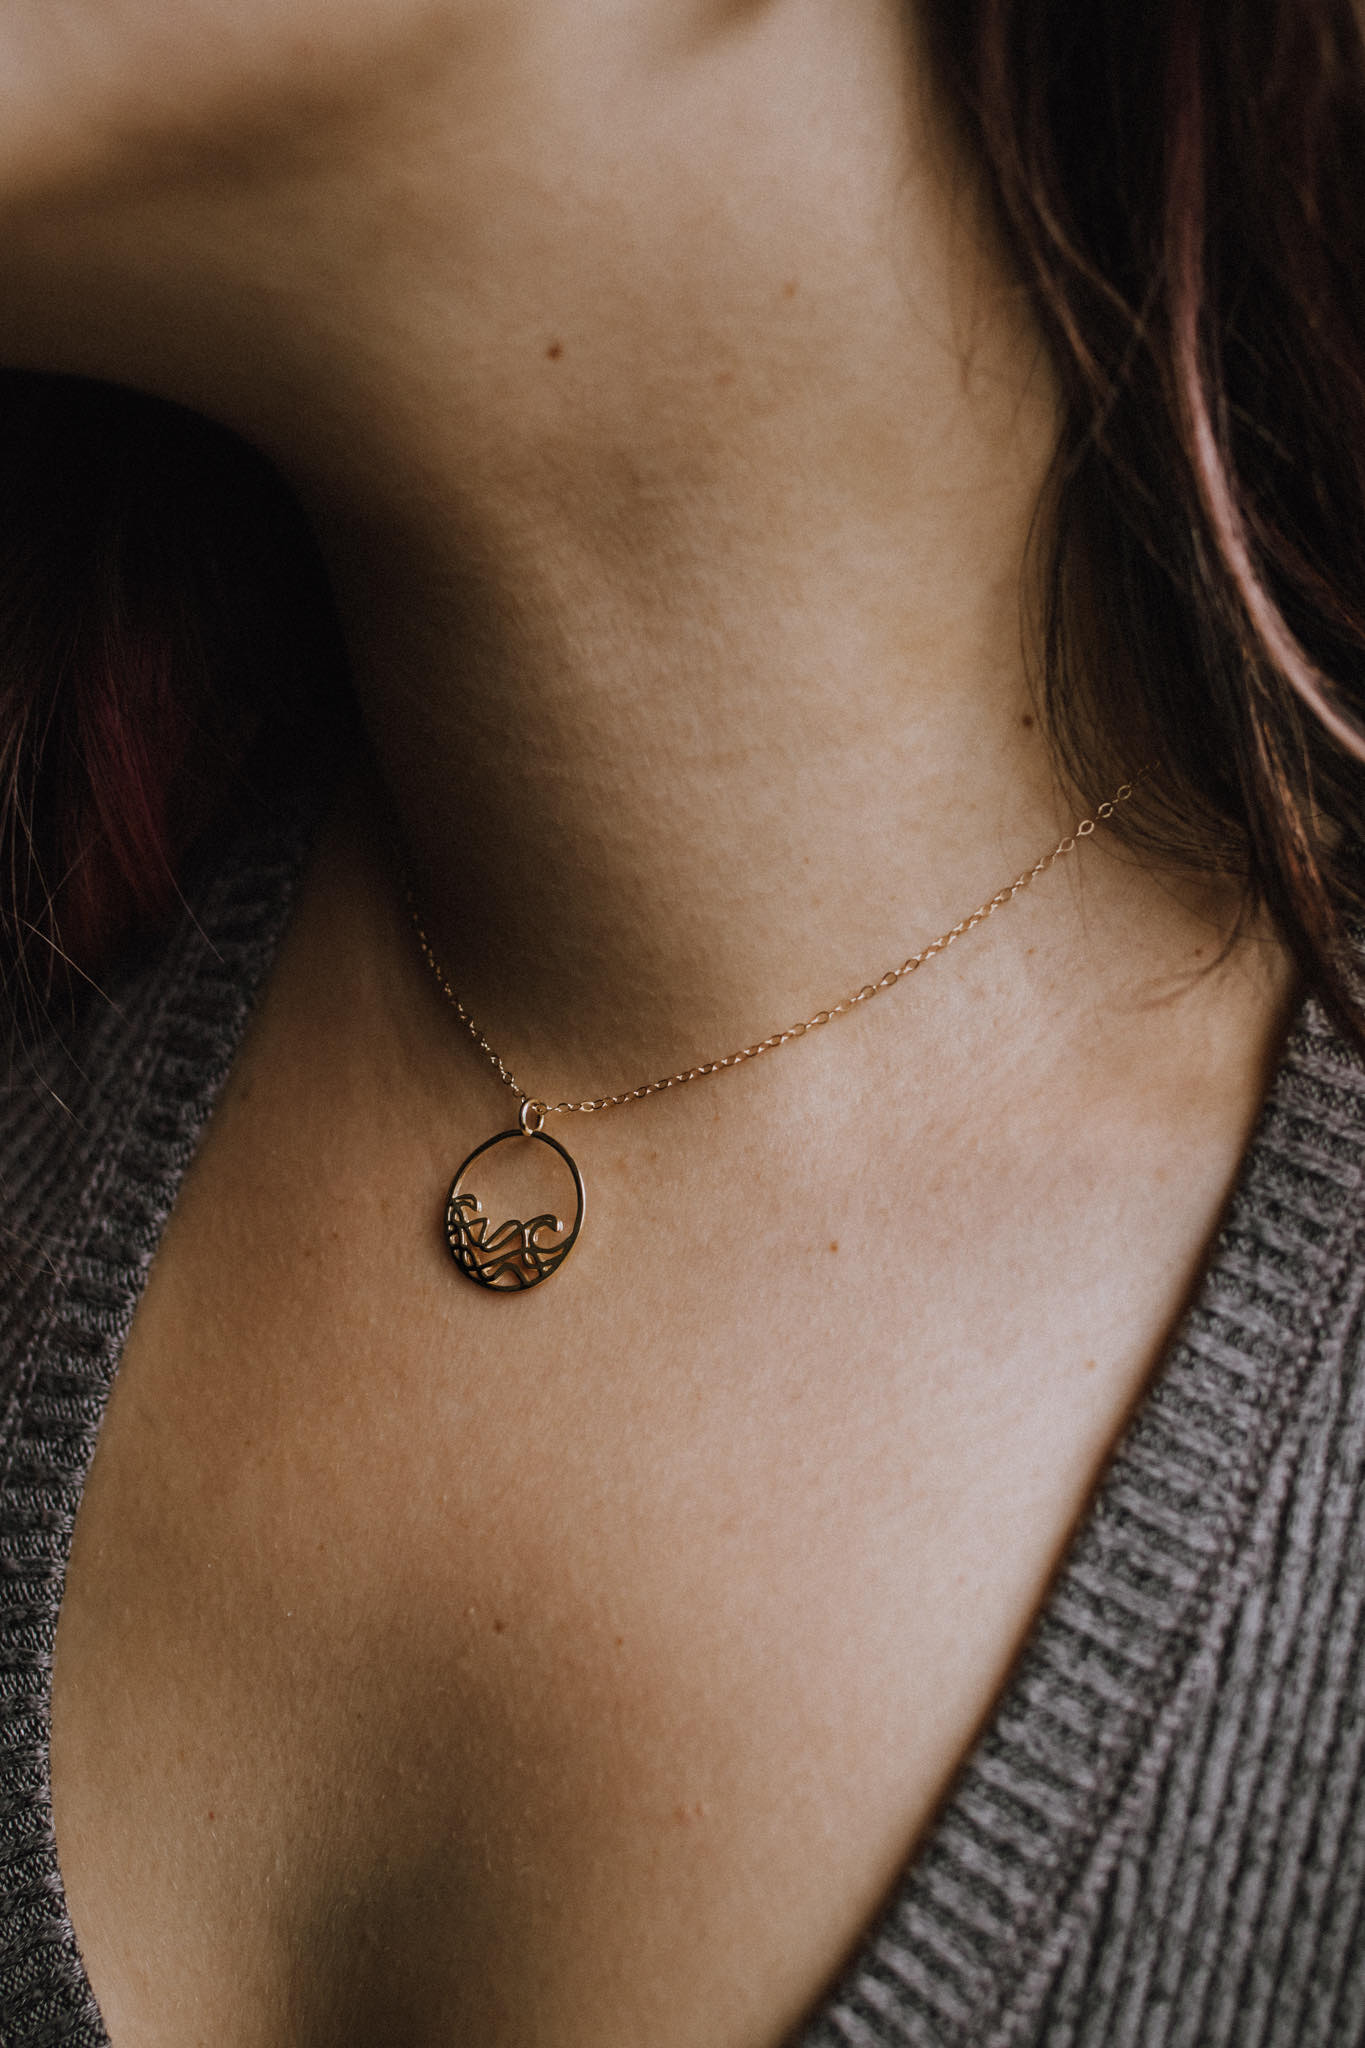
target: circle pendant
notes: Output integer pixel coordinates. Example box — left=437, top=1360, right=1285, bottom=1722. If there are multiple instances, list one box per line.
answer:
left=445, top=1128, right=585, bottom=1291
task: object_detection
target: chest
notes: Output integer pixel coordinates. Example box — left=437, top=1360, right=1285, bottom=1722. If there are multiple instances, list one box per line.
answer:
left=48, top=957, right=1278, bottom=2048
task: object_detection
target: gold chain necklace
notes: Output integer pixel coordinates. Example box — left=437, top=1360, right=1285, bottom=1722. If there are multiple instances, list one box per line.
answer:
left=409, top=776, right=1140, bottom=1292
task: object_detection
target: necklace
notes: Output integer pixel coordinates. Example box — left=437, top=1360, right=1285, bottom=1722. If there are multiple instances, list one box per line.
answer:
left=409, top=777, right=1141, bottom=1292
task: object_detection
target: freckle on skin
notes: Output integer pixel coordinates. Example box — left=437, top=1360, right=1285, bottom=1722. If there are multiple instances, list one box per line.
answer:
left=1021, top=712, right=1034, bottom=728
left=492, top=1618, right=507, bottom=1634
left=782, top=278, right=798, bottom=298
left=546, top=340, right=564, bottom=360
left=1083, top=1358, right=1098, bottom=1372
left=828, top=1240, right=839, bottom=1253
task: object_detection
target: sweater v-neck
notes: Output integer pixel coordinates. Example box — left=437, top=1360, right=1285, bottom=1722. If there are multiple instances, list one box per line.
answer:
left=1, top=789, right=1362, bottom=2048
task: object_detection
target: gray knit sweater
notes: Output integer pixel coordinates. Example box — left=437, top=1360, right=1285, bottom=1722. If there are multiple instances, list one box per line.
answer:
left=1, top=792, right=1363, bottom=2048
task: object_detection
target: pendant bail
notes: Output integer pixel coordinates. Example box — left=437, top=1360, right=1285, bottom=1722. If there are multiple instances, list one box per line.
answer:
left=519, top=1097, right=549, bottom=1136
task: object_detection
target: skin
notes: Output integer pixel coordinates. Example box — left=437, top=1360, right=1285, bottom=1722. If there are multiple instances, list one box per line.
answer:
left=0, top=1, right=1297, bottom=2042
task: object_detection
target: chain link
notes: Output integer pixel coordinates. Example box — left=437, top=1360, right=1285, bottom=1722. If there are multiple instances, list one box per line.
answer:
left=407, top=778, right=1141, bottom=1119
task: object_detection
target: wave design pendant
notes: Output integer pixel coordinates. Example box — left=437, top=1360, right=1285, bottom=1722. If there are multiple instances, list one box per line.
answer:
left=445, top=1117, right=585, bottom=1291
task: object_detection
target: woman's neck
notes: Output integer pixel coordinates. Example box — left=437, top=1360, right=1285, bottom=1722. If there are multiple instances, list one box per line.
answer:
left=0, top=0, right=1199, bottom=1085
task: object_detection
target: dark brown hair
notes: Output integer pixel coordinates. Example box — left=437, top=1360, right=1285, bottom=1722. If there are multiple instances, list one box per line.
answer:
left=2, top=1, right=1365, bottom=1035
left=924, top=0, right=1365, bottom=1037
left=0, top=375, right=346, bottom=1025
